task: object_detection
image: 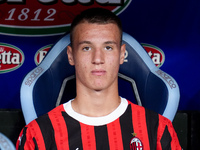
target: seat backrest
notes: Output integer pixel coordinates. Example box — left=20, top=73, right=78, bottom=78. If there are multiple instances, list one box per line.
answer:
left=20, top=32, right=180, bottom=124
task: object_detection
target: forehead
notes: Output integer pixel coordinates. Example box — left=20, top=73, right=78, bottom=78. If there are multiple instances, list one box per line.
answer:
left=72, top=22, right=121, bottom=44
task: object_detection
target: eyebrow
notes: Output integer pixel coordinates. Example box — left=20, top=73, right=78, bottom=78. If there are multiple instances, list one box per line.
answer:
left=78, top=41, right=91, bottom=45
left=78, top=41, right=117, bottom=45
left=104, top=41, right=117, bottom=45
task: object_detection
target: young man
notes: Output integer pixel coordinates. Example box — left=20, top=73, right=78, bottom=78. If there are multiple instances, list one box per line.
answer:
left=17, top=8, right=182, bottom=150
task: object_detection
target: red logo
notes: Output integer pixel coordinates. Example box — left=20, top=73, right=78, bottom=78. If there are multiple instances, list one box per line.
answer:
left=0, top=43, right=24, bottom=73
left=0, top=0, right=132, bottom=36
left=142, top=43, right=165, bottom=68
left=34, top=44, right=52, bottom=65
left=130, top=137, right=143, bottom=150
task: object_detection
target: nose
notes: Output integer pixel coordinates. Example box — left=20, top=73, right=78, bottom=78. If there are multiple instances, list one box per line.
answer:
left=92, top=48, right=105, bottom=65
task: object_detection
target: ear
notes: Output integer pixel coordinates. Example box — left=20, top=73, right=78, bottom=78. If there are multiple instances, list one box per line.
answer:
left=67, top=45, right=75, bottom=66
left=120, top=44, right=126, bottom=64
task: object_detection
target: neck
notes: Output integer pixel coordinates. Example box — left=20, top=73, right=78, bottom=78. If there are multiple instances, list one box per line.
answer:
left=71, top=87, right=121, bottom=117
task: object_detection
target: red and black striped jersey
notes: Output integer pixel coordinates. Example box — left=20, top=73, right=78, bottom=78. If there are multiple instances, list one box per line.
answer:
left=16, top=98, right=181, bottom=150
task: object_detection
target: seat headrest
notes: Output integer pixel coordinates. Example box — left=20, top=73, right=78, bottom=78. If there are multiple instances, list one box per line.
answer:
left=21, top=32, right=180, bottom=124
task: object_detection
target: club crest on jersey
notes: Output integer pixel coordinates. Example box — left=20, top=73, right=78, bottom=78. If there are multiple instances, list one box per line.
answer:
left=130, top=133, right=143, bottom=150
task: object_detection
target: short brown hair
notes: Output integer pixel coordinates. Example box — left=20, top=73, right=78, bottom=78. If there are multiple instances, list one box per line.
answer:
left=70, top=8, right=122, bottom=46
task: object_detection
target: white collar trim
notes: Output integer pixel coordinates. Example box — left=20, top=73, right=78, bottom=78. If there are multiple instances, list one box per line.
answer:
left=63, top=97, right=128, bottom=126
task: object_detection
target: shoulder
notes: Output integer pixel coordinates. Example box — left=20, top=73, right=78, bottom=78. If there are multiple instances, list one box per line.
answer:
left=47, top=104, right=65, bottom=116
left=127, top=100, right=172, bottom=124
left=127, top=100, right=158, bottom=117
left=26, top=104, right=65, bottom=128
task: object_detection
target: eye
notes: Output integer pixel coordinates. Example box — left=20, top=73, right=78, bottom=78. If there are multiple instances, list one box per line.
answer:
left=105, top=46, right=113, bottom=51
left=82, top=46, right=91, bottom=51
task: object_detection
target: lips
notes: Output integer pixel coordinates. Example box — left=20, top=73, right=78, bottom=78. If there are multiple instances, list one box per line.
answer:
left=91, top=69, right=106, bottom=76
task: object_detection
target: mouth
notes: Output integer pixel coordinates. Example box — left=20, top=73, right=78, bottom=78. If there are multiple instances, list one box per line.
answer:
left=91, top=69, right=106, bottom=76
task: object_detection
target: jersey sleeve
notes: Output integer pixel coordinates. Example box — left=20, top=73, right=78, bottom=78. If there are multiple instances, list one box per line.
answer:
left=16, top=127, right=36, bottom=150
left=156, top=115, right=182, bottom=150
left=16, top=120, right=45, bottom=150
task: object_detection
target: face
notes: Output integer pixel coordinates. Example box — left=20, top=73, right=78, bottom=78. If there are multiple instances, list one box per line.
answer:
left=67, top=22, right=125, bottom=92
